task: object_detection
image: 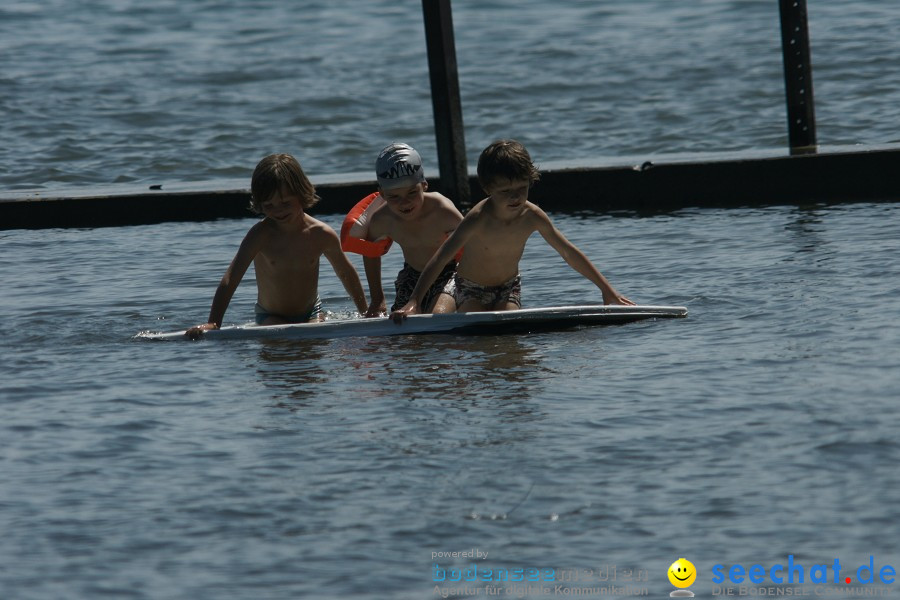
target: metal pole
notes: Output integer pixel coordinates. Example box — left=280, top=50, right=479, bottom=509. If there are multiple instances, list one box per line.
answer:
left=422, top=0, right=471, bottom=205
left=779, top=0, right=817, bottom=154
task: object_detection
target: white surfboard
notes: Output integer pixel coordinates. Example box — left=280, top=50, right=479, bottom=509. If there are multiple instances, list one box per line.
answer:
left=135, top=305, right=687, bottom=341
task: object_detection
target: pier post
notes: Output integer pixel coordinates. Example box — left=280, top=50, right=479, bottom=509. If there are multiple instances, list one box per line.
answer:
left=422, top=0, right=471, bottom=205
left=778, top=0, right=818, bottom=154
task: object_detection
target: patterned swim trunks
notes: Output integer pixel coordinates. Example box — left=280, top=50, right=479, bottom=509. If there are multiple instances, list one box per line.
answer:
left=448, top=274, right=522, bottom=309
left=391, top=261, right=457, bottom=312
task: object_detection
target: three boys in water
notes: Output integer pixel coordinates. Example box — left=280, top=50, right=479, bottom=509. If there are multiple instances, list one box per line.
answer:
left=188, top=140, right=632, bottom=337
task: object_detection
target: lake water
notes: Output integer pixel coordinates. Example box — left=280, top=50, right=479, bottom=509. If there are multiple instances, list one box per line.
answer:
left=2, top=1, right=900, bottom=599
left=2, top=0, right=900, bottom=192
left=3, top=204, right=900, bottom=599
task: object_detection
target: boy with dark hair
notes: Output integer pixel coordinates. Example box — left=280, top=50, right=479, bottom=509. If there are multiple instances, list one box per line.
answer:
left=391, top=140, right=632, bottom=320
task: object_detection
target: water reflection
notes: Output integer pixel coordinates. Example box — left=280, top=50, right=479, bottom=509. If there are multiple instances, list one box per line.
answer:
left=253, top=339, right=330, bottom=410
left=252, top=331, right=555, bottom=424
left=782, top=205, right=834, bottom=263
left=358, top=334, right=550, bottom=408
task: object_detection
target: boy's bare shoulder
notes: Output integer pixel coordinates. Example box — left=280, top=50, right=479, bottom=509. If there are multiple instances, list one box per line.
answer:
left=454, top=199, right=492, bottom=233
left=368, top=201, right=394, bottom=225
left=303, top=214, right=339, bottom=238
left=524, top=201, right=555, bottom=225
left=245, top=218, right=275, bottom=241
left=302, top=214, right=331, bottom=229
left=423, top=192, right=463, bottom=223
left=523, top=200, right=550, bottom=219
left=423, top=191, right=456, bottom=210
left=464, top=198, right=490, bottom=217
left=234, top=218, right=282, bottom=257
left=509, top=202, right=552, bottom=235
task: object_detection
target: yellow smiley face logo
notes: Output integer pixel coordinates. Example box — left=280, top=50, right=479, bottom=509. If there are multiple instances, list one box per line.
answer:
left=668, top=558, right=697, bottom=588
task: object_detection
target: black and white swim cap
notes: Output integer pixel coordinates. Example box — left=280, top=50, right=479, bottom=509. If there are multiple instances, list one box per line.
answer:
left=375, top=143, right=425, bottom=189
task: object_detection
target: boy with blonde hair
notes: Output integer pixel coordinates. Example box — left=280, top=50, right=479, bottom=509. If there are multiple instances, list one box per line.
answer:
left=187, top=153, right=367, bottom=338
left=391, top=140, right=633, bottom=320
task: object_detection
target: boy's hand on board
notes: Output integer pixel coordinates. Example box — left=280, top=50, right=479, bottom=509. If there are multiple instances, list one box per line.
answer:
left=390, top=302, right=419, bottom=324
left=185, top=322, right=218, bottom=340
left=604, top=292, right=636, bottom=306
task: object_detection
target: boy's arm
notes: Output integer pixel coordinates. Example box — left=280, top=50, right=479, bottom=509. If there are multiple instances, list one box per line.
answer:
left=185, top=228, right=261, bottom=338
left=361, top=213, right=388, bottom=317
left=323, top=228, right=369, bottom=315
left=534, top=211, right=635, bottom=306
left=362, top=255, right=387, bottom=317
left=390, top=214, right=478, bottom=322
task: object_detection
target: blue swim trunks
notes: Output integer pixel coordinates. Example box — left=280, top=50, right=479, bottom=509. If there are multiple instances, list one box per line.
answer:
left=254, top=297, right=324, bottom=325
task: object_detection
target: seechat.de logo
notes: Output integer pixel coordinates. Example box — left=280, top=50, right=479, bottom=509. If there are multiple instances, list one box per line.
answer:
left=711, top=556, right=896, bottom=586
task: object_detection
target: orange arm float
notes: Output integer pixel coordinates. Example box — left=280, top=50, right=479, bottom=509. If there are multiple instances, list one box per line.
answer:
left=340, top=192, right=393, bottom=257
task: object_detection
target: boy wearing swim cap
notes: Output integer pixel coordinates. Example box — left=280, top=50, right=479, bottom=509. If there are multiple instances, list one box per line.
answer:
left=186, top=153, right=368, bottom=338
left=391, top=139, right=633, bottom=320
left=342, top=142, right=463, bottom=317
